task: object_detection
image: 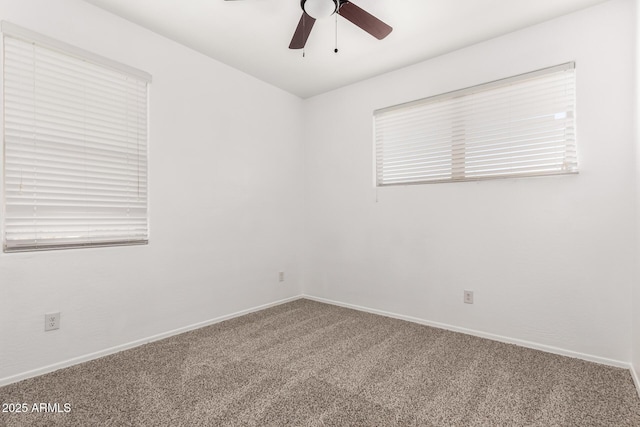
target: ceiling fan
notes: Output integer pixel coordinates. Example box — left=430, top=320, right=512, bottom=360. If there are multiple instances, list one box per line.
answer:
left=225, top=0, right=393, bottom=50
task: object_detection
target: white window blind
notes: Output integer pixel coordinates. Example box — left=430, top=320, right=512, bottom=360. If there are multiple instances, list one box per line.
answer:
left=2, top=23, right=151, bottom=252
left=374, top=63, right=577, bottom=186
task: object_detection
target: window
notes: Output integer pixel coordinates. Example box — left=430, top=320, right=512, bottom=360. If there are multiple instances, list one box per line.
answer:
left=2, top=22, right=151, bottom=252
left=374, top=63, right=577, bottom=186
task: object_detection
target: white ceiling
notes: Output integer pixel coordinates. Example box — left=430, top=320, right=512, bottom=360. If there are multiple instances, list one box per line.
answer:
left=82, top=0, right=609, bottom=98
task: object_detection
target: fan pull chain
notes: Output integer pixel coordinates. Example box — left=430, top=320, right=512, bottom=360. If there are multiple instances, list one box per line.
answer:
left=302, top=14, right=306, bottom=58
left=334, top=10, right=339, bottom=53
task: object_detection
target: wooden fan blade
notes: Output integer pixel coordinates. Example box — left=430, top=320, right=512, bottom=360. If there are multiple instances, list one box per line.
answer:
left=289, top=13, right=316, bottom=49
left=338, top=2, right=392, bottom=40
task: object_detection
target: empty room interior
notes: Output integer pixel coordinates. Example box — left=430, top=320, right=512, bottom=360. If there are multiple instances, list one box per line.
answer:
left=1, top=0, right=640, bottom=425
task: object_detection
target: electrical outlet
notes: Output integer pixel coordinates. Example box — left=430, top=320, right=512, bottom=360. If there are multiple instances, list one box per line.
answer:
left=279, top=271, right=285, bottom=282
left=464, top=290, right=474, bottom=304
left=45, top=312, right=60, bottom=331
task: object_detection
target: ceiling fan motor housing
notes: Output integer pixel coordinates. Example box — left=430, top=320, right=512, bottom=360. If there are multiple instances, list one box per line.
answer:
left=301, top=0, right=338, bottom=19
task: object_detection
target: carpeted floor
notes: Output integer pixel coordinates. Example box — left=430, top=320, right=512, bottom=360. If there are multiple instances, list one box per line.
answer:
left=1, top=299, right=639, bottom=426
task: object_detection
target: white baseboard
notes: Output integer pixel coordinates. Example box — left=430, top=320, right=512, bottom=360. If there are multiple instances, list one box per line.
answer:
left=0, top=295, right=302, bottom=387
left=3, top=293, right=636, bottom=390
left=302, top=294, right=630, bottom=370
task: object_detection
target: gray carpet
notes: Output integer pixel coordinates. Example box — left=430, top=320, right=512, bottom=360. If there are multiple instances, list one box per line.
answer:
left=1, top=299, right=639, bottom=426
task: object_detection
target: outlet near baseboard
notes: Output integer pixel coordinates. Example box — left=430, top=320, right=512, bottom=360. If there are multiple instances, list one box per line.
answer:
left=45, top=312, right=60, bottom=331
left=464, top=290, right=474, bottom=304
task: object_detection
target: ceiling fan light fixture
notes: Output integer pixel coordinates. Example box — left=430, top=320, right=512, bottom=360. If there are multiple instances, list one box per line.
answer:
left=302, top=0, right=338, bottom=20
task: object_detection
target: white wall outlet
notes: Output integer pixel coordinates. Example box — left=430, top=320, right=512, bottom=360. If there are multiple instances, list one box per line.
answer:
left=45, top=312, right=60, bottom=331
left=464, top=290, right=474, bottom=304
left=279, top=271, right=285, bottom=282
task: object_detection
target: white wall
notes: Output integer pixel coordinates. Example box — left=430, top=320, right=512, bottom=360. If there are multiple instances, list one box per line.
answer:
left=303, top=0, right=636, bottom=365
left=0, top=0, right=304, bottom=383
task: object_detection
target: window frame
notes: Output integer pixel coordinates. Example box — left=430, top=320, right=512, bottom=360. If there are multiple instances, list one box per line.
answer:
left=374, top=62, right=577, bottom=187
left=1, top=22, right=152, bottom=252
